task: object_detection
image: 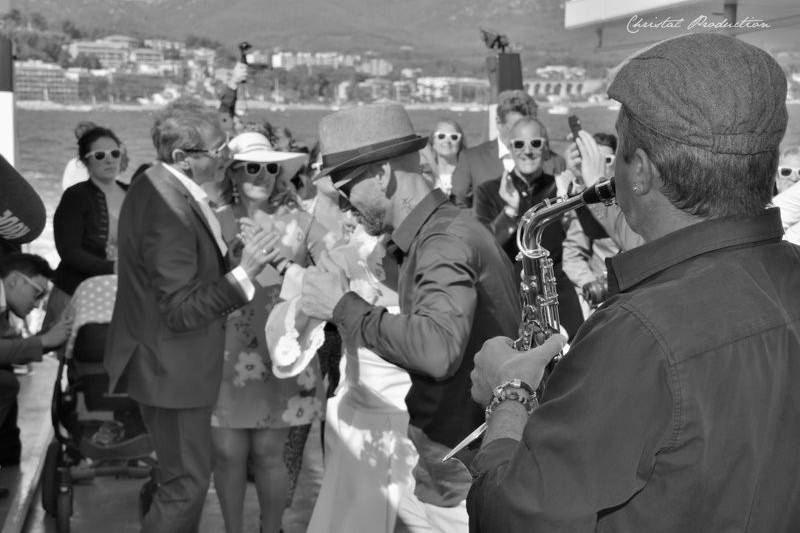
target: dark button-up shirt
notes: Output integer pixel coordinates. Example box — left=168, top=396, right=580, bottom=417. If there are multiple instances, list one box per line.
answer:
left=332, top=188, right=520, bottom=448
left=53, top=179, right=127, bottom=295
left=474, top=170, right=563, bottom=270
left=468, top=208, right=800, bottom=532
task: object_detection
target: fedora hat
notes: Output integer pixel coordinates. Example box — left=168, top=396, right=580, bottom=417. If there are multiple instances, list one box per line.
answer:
left=228, top=132, right=309, bottom=181
left=0, top=153, right=45, bottom=245
left=314, top=103, right=428, bottom=184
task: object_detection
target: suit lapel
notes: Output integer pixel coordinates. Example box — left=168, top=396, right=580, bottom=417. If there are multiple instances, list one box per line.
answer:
left=146, top=163, right=225, bottom=261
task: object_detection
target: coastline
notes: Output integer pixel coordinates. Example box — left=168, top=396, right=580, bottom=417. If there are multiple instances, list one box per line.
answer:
left=14, top=99, right=649, bottom=113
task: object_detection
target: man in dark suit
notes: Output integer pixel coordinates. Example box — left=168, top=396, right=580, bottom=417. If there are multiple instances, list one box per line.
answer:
left=104, top=104, right=273, bottom=533
left=451, top=90, right=566, bottom=209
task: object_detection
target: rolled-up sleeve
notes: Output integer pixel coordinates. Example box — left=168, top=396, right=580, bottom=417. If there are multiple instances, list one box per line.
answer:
left=332, top=232, right=477, bottom=380
left=467, top=304, right=674, bottom=531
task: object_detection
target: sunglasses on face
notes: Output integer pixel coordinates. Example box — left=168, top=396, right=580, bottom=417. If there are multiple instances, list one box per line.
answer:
left=778, top=167, right=800, bottom=181
left=510, top=138, right=545, bottom=151
left=604, top=155, right=616, bottom=166
left=86, top=149, right=121, bottom=161
left=233, top=161, right=281, bottom=177
left=434, top=132, right=462, bottom=142
left=183, top=134, right=232, bottom=161
left=18, top=273, right=48, bottom=303
left=333, top=166, right=371, bottom=211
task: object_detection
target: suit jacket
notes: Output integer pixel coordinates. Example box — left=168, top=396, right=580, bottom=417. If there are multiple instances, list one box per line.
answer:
left=451, top=139, right=566, bottom=209
left=104, top=163, right=246, bottom=409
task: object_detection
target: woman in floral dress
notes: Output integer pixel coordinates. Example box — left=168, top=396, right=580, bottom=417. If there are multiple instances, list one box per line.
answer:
left=211, top=132, right=332, bottom=533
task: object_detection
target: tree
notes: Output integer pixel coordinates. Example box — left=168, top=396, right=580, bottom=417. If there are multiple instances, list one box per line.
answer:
left=60, top=19, right=83, bottom=39
left=73, top=53, right=102, bottom=70
left=2, top=9, right=22, bottom=26
left=29, top=12, right=47, bottom=31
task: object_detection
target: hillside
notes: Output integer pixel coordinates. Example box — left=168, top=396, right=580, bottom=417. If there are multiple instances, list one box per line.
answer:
left=15, top=0, right=616, bottom=72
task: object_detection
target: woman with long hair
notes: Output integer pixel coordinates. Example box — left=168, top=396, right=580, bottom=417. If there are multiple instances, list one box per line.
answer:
left=423, top=118, right=466, bottom=198
left=211, top=132, right=331, bottom=533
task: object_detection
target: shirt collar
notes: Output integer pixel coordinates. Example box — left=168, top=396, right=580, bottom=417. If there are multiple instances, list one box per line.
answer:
left=608, top=208, right=784, bottom=294
left=162, top=162, right=211, bottom=205
left=497, top=137, right=510, bottom=160
left=391, top=188, right=449, bottom=254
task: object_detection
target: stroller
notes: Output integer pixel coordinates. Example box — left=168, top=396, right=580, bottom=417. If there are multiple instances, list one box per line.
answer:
left=41, top=275, right=156, bottom=532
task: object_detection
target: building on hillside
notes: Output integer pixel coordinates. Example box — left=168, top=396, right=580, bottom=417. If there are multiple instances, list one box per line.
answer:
left=14, top=60, right=79, bottom=103
left=105, top=35, right=140, bottom=49
left=392, top=80, right=415, bottom=103
left=271, top=51, right=297, bottom=70
left=67, top=40, right=129, bottom=69
left=416, top=77, right=453, bottom=102
left=144, top=39, right=186, bottom=54
left=358, top=58, right=393, bottom=77
left=130, top=48, right=165, bottom=70
left=357, top=78, right=393, bottom=102
left=449, top=78, right=490, bottom=103
left=524, top=76, right=605, bottom=100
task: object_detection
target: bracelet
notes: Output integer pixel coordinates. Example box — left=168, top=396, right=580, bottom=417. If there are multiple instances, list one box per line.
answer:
left=485, top=379, right=538, bottom=418
left=503, top=205, right=519, bottom=218
left=278, top=259, right=294, bottom=276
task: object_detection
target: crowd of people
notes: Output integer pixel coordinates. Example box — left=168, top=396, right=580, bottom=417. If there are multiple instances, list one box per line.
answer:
left=1, top=31, right=800, bottom=532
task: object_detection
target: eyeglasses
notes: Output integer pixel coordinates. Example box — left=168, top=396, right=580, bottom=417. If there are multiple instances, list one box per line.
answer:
left=86, top=149, right=121, bottom=161
left=604, top=155, right=616, bottom=166
left=510, top=138, right=545, bottom=151
left=232, top=161, right=281, bottom=177
left=434, top=132, right=462, bottom=142
left=18, top=273, right=48, bottom=303
left=183, top=135, right=231, bottom=160
left=778, top=167, right=800, bottom=181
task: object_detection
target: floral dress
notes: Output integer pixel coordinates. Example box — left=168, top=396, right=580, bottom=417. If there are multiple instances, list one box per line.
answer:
left=211, top=203, right=334, bottom=429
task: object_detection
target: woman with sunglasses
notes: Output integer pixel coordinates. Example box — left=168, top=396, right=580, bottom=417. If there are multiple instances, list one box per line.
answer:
left=772, top=147, right=800, bottom=245
left=45, top=126, right=128, bottom=331
left=211, top=132, right=331, bottom=533
left=424, top=119, right=466, bottom=198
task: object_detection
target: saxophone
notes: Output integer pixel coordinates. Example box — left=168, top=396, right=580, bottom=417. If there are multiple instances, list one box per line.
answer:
left=514, top=177, right=617, bottom=351
left=441, top=178, right=616, bottom=463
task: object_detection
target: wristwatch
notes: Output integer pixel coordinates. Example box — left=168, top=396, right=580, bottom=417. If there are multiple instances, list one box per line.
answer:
left=485, top=379, right=538, bottom=417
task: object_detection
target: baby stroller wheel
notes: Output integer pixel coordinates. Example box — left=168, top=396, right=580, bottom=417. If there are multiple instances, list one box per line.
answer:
left=55, top=484, right=72, bottom=532
left=41, top=441, right=60, bottom=516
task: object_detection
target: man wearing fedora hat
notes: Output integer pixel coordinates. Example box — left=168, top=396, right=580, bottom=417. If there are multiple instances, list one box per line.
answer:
left=300, top=103, right=520, bottom=531
left=466, top=33, right=800, bottom=531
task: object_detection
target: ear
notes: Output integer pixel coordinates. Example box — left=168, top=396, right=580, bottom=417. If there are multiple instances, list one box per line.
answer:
left=376, top=161, right=392, bottom=191
left=631, top=147, right=659, bottom=195
left=172, top=149, right=190, bottom=169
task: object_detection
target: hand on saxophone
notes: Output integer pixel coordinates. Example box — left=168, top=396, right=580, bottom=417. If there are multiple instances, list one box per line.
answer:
left=470, top=334, right=567, bottom=407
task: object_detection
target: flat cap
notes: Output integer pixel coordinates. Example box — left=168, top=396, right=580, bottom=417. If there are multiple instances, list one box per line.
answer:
left=608, top=33, right=787, bottom=155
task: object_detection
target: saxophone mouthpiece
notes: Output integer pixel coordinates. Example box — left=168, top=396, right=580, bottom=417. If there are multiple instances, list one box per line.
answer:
left=582, top=178, right=616, bottom=205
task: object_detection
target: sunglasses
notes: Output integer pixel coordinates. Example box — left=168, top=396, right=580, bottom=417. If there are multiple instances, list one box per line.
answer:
left=434, top=132, right=462, bottom=142
left=510, top=138, right=545, bottom=151
left=333, top=166, right=372, bottom=211
left=86, top=149, right=121, bottom=161
left=183, top=134, right=231, bottom=160
left=778, top=167, right=800, bottom=181
left=233, top=161, right=281, bottom=177
left=604, top=155, right=616, bottom=166
left=18, top=272, right=48, bottom=303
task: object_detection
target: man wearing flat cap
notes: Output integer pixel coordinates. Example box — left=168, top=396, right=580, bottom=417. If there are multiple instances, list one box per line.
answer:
left=300, top=102, right=519, bottom=531
left=466, top=33, right=800, bottom=531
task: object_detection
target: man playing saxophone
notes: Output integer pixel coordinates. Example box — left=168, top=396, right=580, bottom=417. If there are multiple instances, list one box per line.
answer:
left=466, top=33, right=800, bottom=532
